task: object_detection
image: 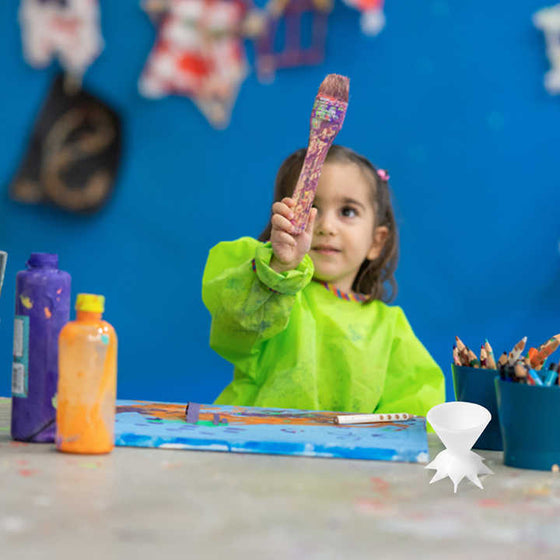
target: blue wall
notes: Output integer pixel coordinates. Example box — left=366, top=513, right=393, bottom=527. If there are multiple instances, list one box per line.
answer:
left=1, top=0, right=559, bottom=403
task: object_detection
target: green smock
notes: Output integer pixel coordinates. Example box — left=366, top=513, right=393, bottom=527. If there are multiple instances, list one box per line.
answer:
left=202, top=237, right=445, bottom=417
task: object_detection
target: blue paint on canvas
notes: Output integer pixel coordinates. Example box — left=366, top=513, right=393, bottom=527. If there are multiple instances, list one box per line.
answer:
left=114, top=400, right=429, bottom=463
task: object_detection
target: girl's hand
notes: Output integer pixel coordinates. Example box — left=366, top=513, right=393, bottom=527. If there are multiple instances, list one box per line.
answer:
left=269, top=197, right=317, bottom=273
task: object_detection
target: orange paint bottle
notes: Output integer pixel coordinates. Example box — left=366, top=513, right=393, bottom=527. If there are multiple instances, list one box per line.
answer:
left=56, top=294, right=117, bottom=454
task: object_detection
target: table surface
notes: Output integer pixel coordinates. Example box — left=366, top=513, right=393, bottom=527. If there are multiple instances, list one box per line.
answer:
left=2, top=397, right=560, bottom=560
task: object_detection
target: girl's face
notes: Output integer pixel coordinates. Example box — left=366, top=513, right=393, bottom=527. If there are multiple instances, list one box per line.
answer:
left=309, top=161, right=388, bottom=294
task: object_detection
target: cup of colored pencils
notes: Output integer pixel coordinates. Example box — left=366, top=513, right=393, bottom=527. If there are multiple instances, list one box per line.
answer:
left=451, top=336, right=505, bottom=451
left=493, top=334, right=560, bottom=470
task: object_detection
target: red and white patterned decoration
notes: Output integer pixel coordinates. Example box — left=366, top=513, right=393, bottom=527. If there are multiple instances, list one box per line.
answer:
left=19, top=0, right=103, bottom=77
left=139, top=0, right=250, bottom=129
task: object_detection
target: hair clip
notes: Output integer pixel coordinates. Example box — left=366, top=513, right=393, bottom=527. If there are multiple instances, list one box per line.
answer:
left=377, top=168, right=390, bottom=181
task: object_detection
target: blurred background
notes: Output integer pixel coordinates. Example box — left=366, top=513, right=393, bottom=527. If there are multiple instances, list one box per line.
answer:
left=1, top=0, right=560, bottom=403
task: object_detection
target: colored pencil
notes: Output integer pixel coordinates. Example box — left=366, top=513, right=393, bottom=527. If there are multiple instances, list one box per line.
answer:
left=527, top=369, right=544, bottom=386
left=497, top=352, right=508, bottom=367
left=452, top=345, right=461, bottom=366
left=513, top=361, right=528, bottom=383
left=467, top=348, right=480, bottom=368
left=507, top=337, right=527, bottom=366
left=480, top=345, right=488, bottom=368
left=455, top=336, right=467, bottom=355
left=484, top=339, right=496, bottom=369
left=544, top=367, right=558, bottom=387
left=530, top=335, right=560, bottom=370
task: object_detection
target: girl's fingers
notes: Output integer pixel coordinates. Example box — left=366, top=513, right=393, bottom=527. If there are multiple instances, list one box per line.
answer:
left=272, top=200, right=295, bottom=220
left=282, top=197, right=296, bottom=208
left=271, top=213, right=295, bottom=233
left=273, top=231, right=296, bottom=247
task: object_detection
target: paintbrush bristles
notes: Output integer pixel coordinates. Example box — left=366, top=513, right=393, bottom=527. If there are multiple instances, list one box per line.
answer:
left=318, top=74, right=349, bottom=102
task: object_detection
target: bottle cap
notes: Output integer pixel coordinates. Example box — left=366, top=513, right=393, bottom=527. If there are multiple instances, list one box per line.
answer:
left=76, top=294, right=105, bottom=313
left=27, top=253, right=58, bottom=269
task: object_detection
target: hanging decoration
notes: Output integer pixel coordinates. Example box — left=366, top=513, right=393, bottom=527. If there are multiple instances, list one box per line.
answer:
left=254, top=0, right=333, bottom=84
left=138, top=0, right=387, bottom=125
left=533, top=4, right=560, bottom=94
left=139, top=0, right=263, bottom=129
left=9, top=74, right=122, bottom=214
left=19, top=0, right=104, bottom=83
left=341, top=0, right=385, bottom=36
left=15, top=2, right=122, bottom=214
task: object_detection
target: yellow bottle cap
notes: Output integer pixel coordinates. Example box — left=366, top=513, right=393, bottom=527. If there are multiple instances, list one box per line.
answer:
left=75, top=293, right=105, bottom=313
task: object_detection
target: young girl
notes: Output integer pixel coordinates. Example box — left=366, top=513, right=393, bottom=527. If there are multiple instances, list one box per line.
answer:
left=202, top=145, right=445, bottom=416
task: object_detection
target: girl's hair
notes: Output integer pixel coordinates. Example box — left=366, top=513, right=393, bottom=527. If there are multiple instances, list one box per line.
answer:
left=258, top=145, right=399, bottom=303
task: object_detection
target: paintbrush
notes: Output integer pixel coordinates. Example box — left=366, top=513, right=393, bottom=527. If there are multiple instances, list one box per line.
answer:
left=291, top=74, right=349, bottom=234
left=0, top=251, right=7, bottom=300
left=334, top=412, right=412, bottom=425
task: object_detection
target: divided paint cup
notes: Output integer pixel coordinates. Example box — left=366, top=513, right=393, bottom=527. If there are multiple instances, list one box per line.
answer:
left=452, top=364, right=502, bottom=451
left=426, top=401, right=493, bottom=492
left=495, top=377, right=560, bottom=471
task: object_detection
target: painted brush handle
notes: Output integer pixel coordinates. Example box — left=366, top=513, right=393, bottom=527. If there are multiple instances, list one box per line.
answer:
left=335, top=412, right=411, bottom=425
left=291, top=97, right=347, bottom=234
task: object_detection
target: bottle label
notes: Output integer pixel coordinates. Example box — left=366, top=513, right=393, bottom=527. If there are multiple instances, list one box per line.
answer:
left=12, top=315, right=29, bottom=397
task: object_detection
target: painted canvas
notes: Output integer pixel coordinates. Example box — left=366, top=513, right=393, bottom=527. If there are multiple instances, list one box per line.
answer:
left=115, top=400, right=429, bottom=463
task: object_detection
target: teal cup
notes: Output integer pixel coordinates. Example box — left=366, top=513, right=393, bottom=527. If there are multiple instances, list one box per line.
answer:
left=495, top=377, right=560, bottom=470
left=452, top=364, right=502, bottom=450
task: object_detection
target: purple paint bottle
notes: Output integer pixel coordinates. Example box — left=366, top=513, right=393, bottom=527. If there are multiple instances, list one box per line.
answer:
left=11, top=253, right=71, bottom=442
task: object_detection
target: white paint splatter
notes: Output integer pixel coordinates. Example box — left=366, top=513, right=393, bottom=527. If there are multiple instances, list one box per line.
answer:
left=1, top=516, right=27, bottom=533
left=416, top=451, right=429, bottom=463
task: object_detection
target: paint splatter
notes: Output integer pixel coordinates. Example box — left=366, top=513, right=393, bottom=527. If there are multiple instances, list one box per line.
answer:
left=80, top=462, right=102, bottom=470
left=20, top=295, right=33, bottom=309
left=1, top=516, right=27, bottom=533
left=44, top=307, right=52, bottom=319
left=526, top=484, right=551, bottom=497
left=479, top=499, right=504, bottom=509
left=355, top=498, right=391, bottom=514
left=371, top=476, right=391, bottom=496
left=18, top=468, right=37, bottom=477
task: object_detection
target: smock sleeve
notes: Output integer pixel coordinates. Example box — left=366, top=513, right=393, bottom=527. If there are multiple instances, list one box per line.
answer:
left=374, top=307, right=446, bottom=422
left=202, top=237, right=313, bottom=380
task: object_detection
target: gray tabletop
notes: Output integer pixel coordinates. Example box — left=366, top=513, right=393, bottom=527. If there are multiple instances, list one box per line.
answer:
left=2, top=396, right=560, bottom=560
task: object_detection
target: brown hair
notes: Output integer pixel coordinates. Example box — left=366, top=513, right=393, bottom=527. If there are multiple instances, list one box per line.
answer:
left=258, top=145, right=399, bottom=303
